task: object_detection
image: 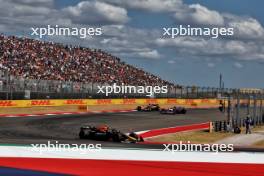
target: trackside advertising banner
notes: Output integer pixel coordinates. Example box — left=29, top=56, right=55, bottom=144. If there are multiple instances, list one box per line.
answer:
left=1, top=98, right=221, bottom=108
left=1, top=98, right=262, bottom=108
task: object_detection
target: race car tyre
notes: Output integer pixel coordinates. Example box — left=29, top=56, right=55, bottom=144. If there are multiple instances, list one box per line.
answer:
left=160, top=109, right=166, bottom=113
left=79, top=130, right=85, bottom=139
left=112, top=133, right=121, bottom=142
left=181, top=109, right=187, bottom=114
left=137, top=106, right=142, bottom=111
left=139, top=136, right=144, bottom=142
left=234, top=126, right=241, bottom=134
left=155, top=107, right=160, bottom=111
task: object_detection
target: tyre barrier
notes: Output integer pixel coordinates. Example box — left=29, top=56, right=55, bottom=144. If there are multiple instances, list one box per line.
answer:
left=213, top=121, right=227, bottom=132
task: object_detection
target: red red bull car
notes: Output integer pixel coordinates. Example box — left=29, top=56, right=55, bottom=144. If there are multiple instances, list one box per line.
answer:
left=137, top=104, right=160, bottom=111
left=79, top=125, right=144, bottom=143
left=160, top=106, right=187, bottom=114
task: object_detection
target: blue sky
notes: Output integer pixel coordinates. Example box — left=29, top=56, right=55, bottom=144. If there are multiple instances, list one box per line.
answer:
left=0, top=0, right=264, bottom=89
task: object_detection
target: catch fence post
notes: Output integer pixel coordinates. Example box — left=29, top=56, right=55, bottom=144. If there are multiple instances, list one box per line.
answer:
left=236, top=92, right=240, bottom=127
left=253, top=94, right=257, bottom=127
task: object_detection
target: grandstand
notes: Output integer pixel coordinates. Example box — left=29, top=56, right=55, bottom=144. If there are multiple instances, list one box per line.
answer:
left=0, top=34, right=184, bottom=99
left=0, top=35, right=259, bottom=100
left=0, top=35, right=172, bottom=86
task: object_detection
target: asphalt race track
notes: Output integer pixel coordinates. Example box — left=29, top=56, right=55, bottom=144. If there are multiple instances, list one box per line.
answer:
left=0, top=108, right=227, bottom=148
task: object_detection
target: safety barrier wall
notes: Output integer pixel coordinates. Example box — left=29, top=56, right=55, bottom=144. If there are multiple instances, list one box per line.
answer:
left=222, top=99, right=264, bottom=107
left=0, top=98, right=221, bottom=108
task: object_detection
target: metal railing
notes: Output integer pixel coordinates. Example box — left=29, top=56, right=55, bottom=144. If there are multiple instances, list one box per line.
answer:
left=0, top=70, right=263, bottom=100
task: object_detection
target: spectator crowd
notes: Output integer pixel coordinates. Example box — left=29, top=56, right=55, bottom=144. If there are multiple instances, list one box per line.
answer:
left=0, top=35, right=173, bottom=87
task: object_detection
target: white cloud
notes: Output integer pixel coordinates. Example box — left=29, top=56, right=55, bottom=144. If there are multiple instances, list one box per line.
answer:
left=63, top=1, right=129, bottom=25
left=137, top=50, right=161, bottom=59
left=233, top=62, right=243, bottom=68
left=155, top=36, right=264, bottom=61
left=0, top=0, right=60, bottom=34
left=227, top=16, right=264, bottom=40
left=0, top=0, right=53, bottom=17
left=168, top=60, right=176, bottom=64
left=1, top=0, right=264, bottom=64
left=101, top=0, right=264, bottom=41
left=174, top=4, right=224, bottom=26
left=102, top=0, right=224, bottom=26
left=0, top=0, right=129, bottom=35
left=95, top=26, right=162, bottom=60
left=207, top=63, right=215, bottom=68
left=10, top=0, right=54, bottom=7
left=13, top=4, right=53, bottom=16
left=100, top=0, right=183, bottom=12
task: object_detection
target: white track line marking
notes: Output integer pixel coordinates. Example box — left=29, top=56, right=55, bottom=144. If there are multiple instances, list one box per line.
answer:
left=0, top=146, right=264, bottom=164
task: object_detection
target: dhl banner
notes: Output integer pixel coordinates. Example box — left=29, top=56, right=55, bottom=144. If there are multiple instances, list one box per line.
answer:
left=221, top=99, right=263, bottom=107
left=5, top=98, right=262, bottom=108
left=0, top=98, right=223, bottom=108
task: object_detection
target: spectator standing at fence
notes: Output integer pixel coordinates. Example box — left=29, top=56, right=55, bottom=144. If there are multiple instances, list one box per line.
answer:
left=226, top=122, right=232, bottom=132
left=245, top=115, right=252, bottom=134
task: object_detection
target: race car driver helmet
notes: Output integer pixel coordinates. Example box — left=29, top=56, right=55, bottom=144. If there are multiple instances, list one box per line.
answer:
left=97, top=125, right=109, bottom=132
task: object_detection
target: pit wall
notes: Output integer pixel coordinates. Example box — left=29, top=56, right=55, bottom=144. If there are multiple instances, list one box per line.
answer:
left=0, top=99, right=220, bottom=108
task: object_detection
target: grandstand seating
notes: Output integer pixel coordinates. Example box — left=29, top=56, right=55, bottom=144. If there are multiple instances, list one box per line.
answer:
left=0, top=35, right=173, bottom=87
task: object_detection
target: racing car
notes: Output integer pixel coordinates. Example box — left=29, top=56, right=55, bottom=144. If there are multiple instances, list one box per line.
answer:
left=160, top=106, right=187, bottom=114
left=137, top=104, right=160, bottom=111
left=79, top=125, right=144, bottom=143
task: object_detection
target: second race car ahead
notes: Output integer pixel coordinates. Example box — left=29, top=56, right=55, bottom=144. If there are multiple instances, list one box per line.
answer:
left=79, top=125, right=144, bottom=143
left=137, top=104, right=160, bottom=111
left=160, top=106, right=187, bottom=114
